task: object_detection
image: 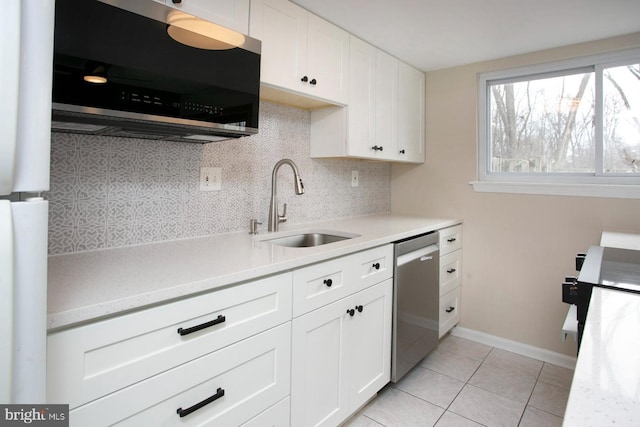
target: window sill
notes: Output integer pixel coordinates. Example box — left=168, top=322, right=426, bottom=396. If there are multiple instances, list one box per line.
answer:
left=470, top=181, right=640, bottom=199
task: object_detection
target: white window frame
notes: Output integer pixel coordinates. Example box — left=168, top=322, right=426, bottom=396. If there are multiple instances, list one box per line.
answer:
left=473, top=48, right=640, bottom=199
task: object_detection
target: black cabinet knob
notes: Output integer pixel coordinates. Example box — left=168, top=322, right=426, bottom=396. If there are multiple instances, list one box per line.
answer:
left=346, top=308, right=355, bottom=317
left=399, top=149, right=405, bottom=154
left=310, top=78, right=317, bottom=85
left=372, top=262, right=380, bottom=270
left=323, top=278, right=333, bottom=287
left=355, top=305, right=363, bottom=313
left=301, top=76, right=308, bottom=82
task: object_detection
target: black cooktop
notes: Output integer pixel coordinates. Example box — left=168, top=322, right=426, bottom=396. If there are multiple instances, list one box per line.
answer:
left=578, top=246, right=640, bottom=293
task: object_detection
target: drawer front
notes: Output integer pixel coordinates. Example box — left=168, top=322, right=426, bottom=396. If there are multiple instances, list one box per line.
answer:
left=439, top=225, right=462, bottom=255
left=292, top=255, right=351, bottom=317
left=439, top=287, right=461, bottom=338
left=292, top=245, right=393, bottom=317
left=48, top=272, right=292, bottom=409
left=241, top=397, right=290, bottom=427
left=70, top=323, right=291, bottom=427
left=440, top=250, right=462, bottom=296
left=352, top=244, right=393, bottom=289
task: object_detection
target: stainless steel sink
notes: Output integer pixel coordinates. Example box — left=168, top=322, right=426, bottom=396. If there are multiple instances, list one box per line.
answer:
left=261, top=231, right=359, bottom=248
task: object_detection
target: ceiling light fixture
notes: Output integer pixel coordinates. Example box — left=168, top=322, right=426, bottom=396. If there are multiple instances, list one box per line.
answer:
left=166, top=10, right=246, bottom=50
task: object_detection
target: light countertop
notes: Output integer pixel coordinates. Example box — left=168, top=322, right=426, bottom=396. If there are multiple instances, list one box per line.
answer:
left=564, top=287, right=640, bottom=426
left=48, top=214, right=460, bottom=330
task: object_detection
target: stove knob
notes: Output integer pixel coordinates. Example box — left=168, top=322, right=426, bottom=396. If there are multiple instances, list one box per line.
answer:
left=575, top=253, right=586, bottom=271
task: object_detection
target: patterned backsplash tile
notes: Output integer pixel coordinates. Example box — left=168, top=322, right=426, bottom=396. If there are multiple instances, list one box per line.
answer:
left=48, top=101, right=391, bottom=254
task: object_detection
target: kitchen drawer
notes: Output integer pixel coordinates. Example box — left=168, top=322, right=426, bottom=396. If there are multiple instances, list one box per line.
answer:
left=240, top=397, right=290, bottom=427
left=48, top=272, right=292, bottom=409
left=440, top=249, right=462, bottom=296
left=439, top=287, right=461, bottom=338
left=351, top=244, right=393, bottom=289
left=439, top=225, right=462, bottom=255
left=70, top=323, right=291, bottom=427
left=292, top=245, right=393, bottom=317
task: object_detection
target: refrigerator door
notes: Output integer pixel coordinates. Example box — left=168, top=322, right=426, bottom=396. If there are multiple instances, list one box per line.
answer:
left=0, top=201, right=15, bottom=402
left=0, top=1, right=20, bottom=196
left=13, top=0, right=55, bottom=193
left=11, top=199, right=49, bottom=403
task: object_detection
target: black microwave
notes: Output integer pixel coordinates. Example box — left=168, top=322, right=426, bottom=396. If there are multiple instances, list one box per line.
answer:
left=51, top=0, right=261, bottom=143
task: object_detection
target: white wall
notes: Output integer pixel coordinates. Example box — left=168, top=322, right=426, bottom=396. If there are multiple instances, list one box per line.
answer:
left=391, top=32, right=640, bottom=356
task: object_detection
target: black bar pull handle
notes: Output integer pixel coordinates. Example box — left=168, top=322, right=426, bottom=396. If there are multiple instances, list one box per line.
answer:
left=447, top=237, right=457, bottom=243
left=177, top=387, right=225, bottom=418
left=447, top=268, right=456, bottom=274
left=178, top=314, right=226, bottom=336
left=446, top=307, right=455, bottom=313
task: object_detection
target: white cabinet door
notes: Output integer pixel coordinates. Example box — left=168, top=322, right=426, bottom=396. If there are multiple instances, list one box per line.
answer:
left=291, top=297, right=350, bottom=427
left=397, top=62, right=425, bottom=163
left=163, top=0, right=250, bottom=34
left=305, top=13, right=349, bottom=104
left=375, top=50, right=399, bottom=158
left=347, top=280, right=392, bottom=411
left=346, top=36, right=376, bottom=158
left=291, top=280, right=392, bottom=426
left=250, top=0, right=348, bottom=105
left=346, top=36, right=398, bottom=160
left=250, top=0, right=307, bottom=93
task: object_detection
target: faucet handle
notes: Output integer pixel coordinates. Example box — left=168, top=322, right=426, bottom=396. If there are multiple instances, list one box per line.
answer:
left=279, top=203, right=288, bottom=224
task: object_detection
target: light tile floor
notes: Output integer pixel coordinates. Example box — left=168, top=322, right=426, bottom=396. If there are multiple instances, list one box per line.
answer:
left=344, top=335, right=574, bottom=427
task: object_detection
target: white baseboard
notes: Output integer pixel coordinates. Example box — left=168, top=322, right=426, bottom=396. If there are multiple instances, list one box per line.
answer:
left=450, top=326, right=577, bottom=370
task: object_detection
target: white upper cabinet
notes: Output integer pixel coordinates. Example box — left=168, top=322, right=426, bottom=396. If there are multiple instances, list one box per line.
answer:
left=345, top=36, right=376, bottom=158
left=310, top=36, right=424, bottom=163
left=250, top=0, right=349, bottom=105
left=158, top=0, right=250, bottom=34
left=397, top=61, right=425, bottom=163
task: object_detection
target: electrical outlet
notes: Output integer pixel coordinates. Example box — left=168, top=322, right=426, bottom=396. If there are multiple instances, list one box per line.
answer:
left=351, top=170, right=359, bottom=187
left=200, top=167, right=221, bottom=191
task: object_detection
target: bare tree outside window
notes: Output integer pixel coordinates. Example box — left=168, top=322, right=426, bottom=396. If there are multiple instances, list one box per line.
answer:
left=603, top=64, right=640, bottom=173
left=488, top=63, right=640, bottom=176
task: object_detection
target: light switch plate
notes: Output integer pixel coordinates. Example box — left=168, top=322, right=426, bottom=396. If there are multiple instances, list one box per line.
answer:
left=200, top=167, right=221, bottom=191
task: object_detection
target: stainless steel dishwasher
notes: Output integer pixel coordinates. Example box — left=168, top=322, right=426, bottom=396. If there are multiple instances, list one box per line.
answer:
left=391, top=231, right=440, bottom=383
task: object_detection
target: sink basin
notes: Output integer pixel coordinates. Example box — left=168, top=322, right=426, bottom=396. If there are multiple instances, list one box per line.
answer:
left=261, top=231, right=359, bottom=248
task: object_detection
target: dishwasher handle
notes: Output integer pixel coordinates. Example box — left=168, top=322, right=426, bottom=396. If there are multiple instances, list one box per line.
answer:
left=396, top=244, right=438, bottom=267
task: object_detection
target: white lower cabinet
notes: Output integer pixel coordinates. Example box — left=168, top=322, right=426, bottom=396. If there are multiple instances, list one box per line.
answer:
left=47, top=244, right=398, bottom=427
left=47, top=273, right=293, bottom=426
left=438, top=225, right=463, bottom=337
left=71, top=323, right=291, bottom=426
left=291, top=279, right=392, bottom=427
left=240, top=397, right=290, bottom=427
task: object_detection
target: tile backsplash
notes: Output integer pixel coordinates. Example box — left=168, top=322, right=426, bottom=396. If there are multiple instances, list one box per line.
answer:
left=48, top=101, right=391, bottom=254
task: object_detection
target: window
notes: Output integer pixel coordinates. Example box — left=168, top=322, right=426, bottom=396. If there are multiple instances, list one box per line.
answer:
left=475, top=48, right=640, bottom=198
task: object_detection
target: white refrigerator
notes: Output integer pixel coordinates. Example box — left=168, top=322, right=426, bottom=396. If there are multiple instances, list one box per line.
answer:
left=0, top=0, right=55, bottom=404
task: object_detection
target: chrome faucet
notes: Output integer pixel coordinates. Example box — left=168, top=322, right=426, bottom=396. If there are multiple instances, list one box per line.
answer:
left=268, top=159, right=304, bottom=232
